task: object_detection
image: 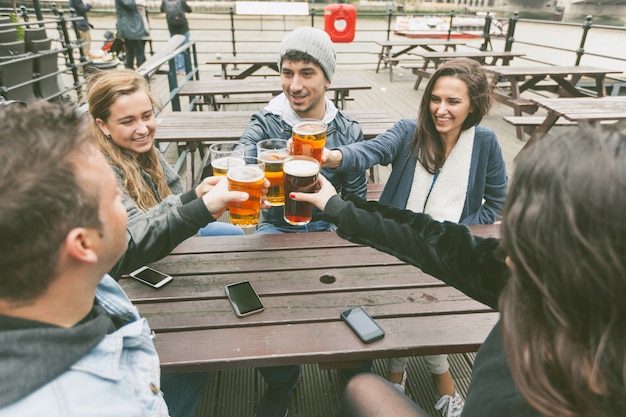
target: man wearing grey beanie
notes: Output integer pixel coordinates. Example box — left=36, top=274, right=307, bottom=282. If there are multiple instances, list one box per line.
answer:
left=239, top=26, right=368, bottom=417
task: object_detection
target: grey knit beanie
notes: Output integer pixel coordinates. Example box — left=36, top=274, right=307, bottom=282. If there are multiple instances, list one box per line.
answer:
left=278, top=27, right=336, bottom=82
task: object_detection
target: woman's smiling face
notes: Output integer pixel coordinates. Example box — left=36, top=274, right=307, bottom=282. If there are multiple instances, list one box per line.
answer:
left=429, top=75, right=473, bottom=142
left=96, top=90, right=156, bottom=156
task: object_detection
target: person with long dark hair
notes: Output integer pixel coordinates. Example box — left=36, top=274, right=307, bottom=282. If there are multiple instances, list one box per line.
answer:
left=323, top=58, right=507, bottom=417
left=291, top=124, right=626, bottom=417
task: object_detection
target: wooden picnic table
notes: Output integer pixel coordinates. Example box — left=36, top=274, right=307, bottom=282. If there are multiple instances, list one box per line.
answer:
left=178, top=77, right=372, bottom=110
left=118, top=226, right=501, bottom=373
left=519, top=96, right=626, bottom=157
left=374, top=39, right=466, bottom=81
left=484, top=65, right=623, bottom=140
left=155, top=109, right=396, bottom=190
left=403, top=50, right=526, bottom=90
left=205, top=55, right=279, bottom=79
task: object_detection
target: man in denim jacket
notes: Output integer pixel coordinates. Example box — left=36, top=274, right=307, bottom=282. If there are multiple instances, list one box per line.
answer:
left=0, top=102, right=250, bottom=416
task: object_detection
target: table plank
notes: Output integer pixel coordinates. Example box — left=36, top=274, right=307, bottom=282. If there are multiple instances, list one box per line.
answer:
left=154, top=313, right=499, bottom=372
left=204, top=55, right=279, bottom=79
left=137, top=286, right=492, bottom=332
left=178, top=77, right=372, bottom=110
left=155, top=109, right=395, bottom=142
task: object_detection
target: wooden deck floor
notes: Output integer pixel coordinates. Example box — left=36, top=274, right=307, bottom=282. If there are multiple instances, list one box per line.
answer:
left=196, top=354, right=477, bottom=417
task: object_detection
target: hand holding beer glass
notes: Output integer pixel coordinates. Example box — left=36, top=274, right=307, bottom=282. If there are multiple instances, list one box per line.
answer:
left=283, top=156, right=320, bottom=225
left=256, top=139, right=290, bottom=206
left=291, top=119, right=326, bottom=162
left=226, top=157, right=265, bottom=228
left=210, top=142, right=245, bottom=176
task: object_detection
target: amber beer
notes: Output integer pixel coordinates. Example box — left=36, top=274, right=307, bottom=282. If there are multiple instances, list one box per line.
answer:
left=258, top=150, right=290, bottom=206
left=283, top=156, right=320, bottom=225
left=291, top=119, right=326, bottom=162
left=211, top=157, right=229, bottom=176
left=257, top=139, right=290, bottom=206
left=227, top=157, right=265, bottom=228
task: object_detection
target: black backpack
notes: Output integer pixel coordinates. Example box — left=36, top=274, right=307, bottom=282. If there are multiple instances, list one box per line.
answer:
left=165, top=0, right=185, bottom=28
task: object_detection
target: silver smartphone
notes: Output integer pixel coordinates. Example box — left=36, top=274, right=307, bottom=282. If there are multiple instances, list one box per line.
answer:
left=225, top=281, right=265, bottom=317
left=129, top=266, right=173, bottom=289
left=340, top=306, right=385, bottom=344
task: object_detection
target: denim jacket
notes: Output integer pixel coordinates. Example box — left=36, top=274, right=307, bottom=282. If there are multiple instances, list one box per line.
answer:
left=0, top=276, right=169, bottom=416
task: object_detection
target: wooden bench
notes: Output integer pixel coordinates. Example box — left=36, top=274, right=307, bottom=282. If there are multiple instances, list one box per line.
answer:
left=503, top=116, right=577, bottom=128
left=503, top=116, right=618, bottom=128
left=178, top=77, right=371, bottom=111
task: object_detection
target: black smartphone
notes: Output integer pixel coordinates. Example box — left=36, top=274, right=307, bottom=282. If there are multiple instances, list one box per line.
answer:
left=225, top=281, right=265, bottom=317
left=340, top=306, right=385, bottom=344
left=129, top=266, right=173, bottom=289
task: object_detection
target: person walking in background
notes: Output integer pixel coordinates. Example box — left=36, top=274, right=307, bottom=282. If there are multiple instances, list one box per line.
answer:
left=115, top=0, right=149, bottom=68
left=86, top=69, right=246, bottom=239
left=68, top=0, right=94, bottom=57
left=291, top=124, right=626, bottom=417
left=322, top=57, right=508, bottom=417
left=161, top=0, right=192, bottom=73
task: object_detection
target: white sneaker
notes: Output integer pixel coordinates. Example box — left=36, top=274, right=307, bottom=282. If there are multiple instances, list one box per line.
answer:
left=434, top=391, right=464, bottom=417
left=393, top=371, right=407, bottom=393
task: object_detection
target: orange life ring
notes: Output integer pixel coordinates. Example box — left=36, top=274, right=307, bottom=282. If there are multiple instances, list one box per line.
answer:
left=324, top=4, right=357, bottom=43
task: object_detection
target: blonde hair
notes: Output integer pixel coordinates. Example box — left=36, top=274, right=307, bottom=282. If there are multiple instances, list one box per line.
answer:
left=86, top=69, right=169, bottom=211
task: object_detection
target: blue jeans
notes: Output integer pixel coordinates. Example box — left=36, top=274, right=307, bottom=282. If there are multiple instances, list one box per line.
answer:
left=175, top=31, right=191, bottom=71
left=161, top=372, right=211, bottom=417
left=254, top=206, right=336, bottom=234
left=198, top=221, right=245, bottom=236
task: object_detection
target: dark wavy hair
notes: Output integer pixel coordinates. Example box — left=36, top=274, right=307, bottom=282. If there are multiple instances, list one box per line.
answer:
left=0, top=101, right=102, bottom=302
left=411, top=58, right=492, bottom=174
left=500, top=124, right=626, bottom=417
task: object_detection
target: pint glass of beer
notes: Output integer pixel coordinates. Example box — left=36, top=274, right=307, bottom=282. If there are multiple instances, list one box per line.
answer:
left=210, top=142, right=245, bottom=176
left=227, top=157, right=265, bottom=228
left=283, top=156, right=320, bottom=225
left=291, top=119, right=326, bottom=162
left=257, top=139, right=290, bottom=206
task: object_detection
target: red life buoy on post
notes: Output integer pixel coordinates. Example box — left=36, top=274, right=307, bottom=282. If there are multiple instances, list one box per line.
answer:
left=324, top=4, right=357, bottom=43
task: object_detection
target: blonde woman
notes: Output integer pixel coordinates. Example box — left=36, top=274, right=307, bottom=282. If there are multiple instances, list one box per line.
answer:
left=87, top=68, right=244, bottom=238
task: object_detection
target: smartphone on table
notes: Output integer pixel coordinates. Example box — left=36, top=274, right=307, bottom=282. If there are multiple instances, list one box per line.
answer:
left=129, top=266, right=173, bottom=289
left=340, top=306, right=385, bottom=344
left=225, top=281, right=265, bottom=317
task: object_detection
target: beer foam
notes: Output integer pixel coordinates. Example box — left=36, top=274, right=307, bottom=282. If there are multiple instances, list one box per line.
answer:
left=259, top=150, right=289, bottom=162
left=212, top=157, right=229, bottom=170
left=284, top=159, right=319, bottom=176
left=293, top=122, right=326, bottom=135
left=228, top=165, right=265, bottom=182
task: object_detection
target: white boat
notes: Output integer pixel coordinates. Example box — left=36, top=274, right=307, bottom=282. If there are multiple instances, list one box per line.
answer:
left=393, top=14, right=506, bottom=39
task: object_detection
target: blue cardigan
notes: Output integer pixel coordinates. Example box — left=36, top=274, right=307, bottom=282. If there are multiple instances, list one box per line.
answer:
left=336, top=119, right=508, bottom=225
